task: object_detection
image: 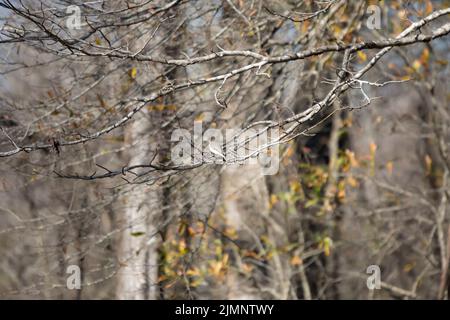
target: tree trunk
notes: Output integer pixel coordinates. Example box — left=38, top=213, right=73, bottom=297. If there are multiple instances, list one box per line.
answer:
left=116, top=114, right=161, bottom=300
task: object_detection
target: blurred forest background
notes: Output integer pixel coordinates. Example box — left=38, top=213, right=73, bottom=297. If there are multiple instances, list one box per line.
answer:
left=0, top=0, right=449, bottom=299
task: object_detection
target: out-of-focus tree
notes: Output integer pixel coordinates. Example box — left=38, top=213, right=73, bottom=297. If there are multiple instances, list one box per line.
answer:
left=0, top=0, right=449, bottom=299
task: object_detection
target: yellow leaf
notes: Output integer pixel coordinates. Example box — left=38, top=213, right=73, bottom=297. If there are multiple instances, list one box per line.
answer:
left=95, top=38, right=101, bottom=45
left=345, top=149, right=359, bottom=167
left=386, top=161, right=394, bottom=176
left=290, top=181, right=301, bottom=193
left=332, top=25, right=342, bottom=36
left=186, top=268, right=199, bottom=276
left=178, top=239, right=187, bottom=255
left=342, top=117, right=353, bottom=127
left=337, top=188, right=346, bottom=202
left=369, top=142, right=377, bottom=157
left=320, top=237, right=333, bottom=257
left=403, top=262, right=416, bottom=273
left=187, top=226, right=196, bottom=236
left=242, top=263, right=253, bottom=274
left=158, top=274, right=167, bottom=282
left=347, top=176, right=359, bottom=188
left=210, top=261, right=223, bottom=276
left=400, top=75, right=412, bottom=81
left=189, top=278, right=204, bottom=287
left=387, top=63, right=397, bottom=70
left=129, top=67, right=137, bottom=79
left=425, top=0, right=433, bottom=15
left=269, top=194, right=278, bottom=209
left=285, top=145, right=294, bottom=158
left=357, top=51, right=367, bottom=62
left=301, top=21, right=310, bottom=34
left=224, top=227, right=238, bottom=240
left=195, top=113, right=205, bottom=122
left=412, top=59, right=422, bottom=72
left=222, top=253, right=229, bottom=266
left=398, top=10, right=407, bottom=20
left=420, top=48, right=430, bottom=64
left=425, top=154, right=432, bottom=176
left=290, top=255, right=303, bottom=266
left=164, top=280, right=177, bottom=289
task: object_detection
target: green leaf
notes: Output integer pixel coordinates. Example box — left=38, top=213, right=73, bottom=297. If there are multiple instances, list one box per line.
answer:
left=305, top=198, right=318, bottom=208
left=130, top=231, right=145, bottom=237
